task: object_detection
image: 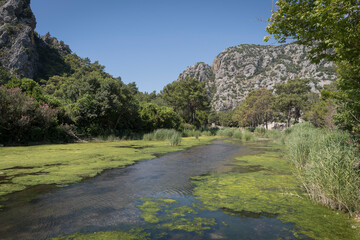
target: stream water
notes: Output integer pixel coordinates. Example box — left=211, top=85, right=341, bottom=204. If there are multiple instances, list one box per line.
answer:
left=0, top=140, right=309, bottom=240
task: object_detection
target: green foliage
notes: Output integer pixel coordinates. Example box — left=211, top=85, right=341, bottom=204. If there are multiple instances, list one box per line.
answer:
left=233, top=88, right=274, bottom=128
left=0, top=87, right=68, bottom=144
left=266, top=0, right=360, bottom=137
left=143, top=129, right=182, bottom=146
left=5, top=77, right=45, bottom=102
left=254, top=127, right=266, bottom=137
left=284, top=123, right=360, bottom=214
left=193, top=144, right=360, bottom=239
left=242, top=130, right=254, bottom=141
left=216, top=128, right=234, bottom=137
left=304, top=96, right=336, bottom=129
left=0, top=66, right=11, bottom=85
left=139, top=103, right=181, bottom=131
left=273, top=79, right=311, bottom=127
left=215, top=110, right=238, bottom=127
left=162, top=77, right=210, bottom=126
left=232, top=129, right=243, bottom=139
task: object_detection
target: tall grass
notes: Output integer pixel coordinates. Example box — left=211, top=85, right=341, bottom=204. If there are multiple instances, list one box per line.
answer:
left=216, top=128, right=235, bottom=137
left=284, top=123, right=360, bottom=214
left=143, top=129, right=182, bottom=146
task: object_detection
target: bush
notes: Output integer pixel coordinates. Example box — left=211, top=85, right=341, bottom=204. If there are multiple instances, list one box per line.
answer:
left=233, top=129, right=243, bottom=139
left=216, top=128, right=235, bottom=137
left=242, top=130, right=254, bottom=141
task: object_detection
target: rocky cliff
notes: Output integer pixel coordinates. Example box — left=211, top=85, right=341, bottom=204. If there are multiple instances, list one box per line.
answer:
left=0, top=0, right=72, bottom=80
left=178, top=43, right=337, bottom=112
left=0, top=0, right=38, bottom=78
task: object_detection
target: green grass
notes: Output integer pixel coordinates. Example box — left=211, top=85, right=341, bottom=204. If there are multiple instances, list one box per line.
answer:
left=0, top=136, right=217, bottom=198
left=284, top=123, right=360, bottom=214
left=192, top=143, right=360, bottom=239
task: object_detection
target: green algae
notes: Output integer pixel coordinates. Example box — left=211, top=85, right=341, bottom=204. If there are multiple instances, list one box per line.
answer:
left=138, top=197, right=217, bottom=234
left=0, top=136, right=217, bottom=199
left=193, top=144, right=360, bottom=240
left=51, top=228, right=149, bottom=240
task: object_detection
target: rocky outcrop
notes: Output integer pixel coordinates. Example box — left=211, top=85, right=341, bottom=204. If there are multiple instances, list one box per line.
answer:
left=0, top=0, right=38, bottom=78
left=178, top=43, right=337, bottom=112
left=177, top=62, right=217, bottom=98
left=178, top=62, right=214, bottom=83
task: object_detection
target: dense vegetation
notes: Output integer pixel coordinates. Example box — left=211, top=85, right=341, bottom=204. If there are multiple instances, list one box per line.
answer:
left=0, top=39, right=210, bottom=145
left=266, top=0, right=360, bottom=138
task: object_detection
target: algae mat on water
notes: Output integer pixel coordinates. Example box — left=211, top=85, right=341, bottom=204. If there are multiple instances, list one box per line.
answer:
left=193, top=143, right=360, bottom=239
left=0, top=137, right=217, bottom=198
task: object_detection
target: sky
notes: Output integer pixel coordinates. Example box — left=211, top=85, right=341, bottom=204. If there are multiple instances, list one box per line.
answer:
left=31, top=0, right=276, bottom=93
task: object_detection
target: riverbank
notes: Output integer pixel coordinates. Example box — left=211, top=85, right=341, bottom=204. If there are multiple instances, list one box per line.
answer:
left=192, top=141, right=360, bottom=239
left=0, top=136, right=217, bottom=201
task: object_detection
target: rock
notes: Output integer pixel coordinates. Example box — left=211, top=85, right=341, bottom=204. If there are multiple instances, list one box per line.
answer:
left=0, top=0, right=38, bottom=78
left=177, top=43, right=337, bottom=112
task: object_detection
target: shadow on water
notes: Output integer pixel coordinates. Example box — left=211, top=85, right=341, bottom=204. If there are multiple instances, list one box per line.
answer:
left=0, top=140, right=308, bottom=240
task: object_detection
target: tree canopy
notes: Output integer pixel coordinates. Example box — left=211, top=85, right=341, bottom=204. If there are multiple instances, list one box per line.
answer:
left=162, top=77, right=210, bottom=127
left=266, top=0, right=360, bottom=136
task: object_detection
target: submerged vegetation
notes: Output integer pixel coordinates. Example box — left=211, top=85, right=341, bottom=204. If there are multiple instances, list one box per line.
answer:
left=192, top=143, right=360, bottom=239
left=0, top=136, right=216, bottom=198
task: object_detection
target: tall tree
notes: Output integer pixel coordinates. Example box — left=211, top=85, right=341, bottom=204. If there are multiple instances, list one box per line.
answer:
left=265, top=0, right=360, bottom=135
left=233, top=88, right=274, bottom=128
left=273, top=79, right=311, bottom=127
left=162, top=77, right=210, bottom=125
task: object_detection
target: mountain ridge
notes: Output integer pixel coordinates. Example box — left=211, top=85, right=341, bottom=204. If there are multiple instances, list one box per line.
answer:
left=178, top=43, right=337, bottom=111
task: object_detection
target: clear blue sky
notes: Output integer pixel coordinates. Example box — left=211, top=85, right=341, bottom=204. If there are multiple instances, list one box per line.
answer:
left=31, top=0, right=276, bottom=93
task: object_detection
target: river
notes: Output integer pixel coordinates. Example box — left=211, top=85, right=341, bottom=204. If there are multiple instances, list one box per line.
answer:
left=0, top=140, right=345, bottom=239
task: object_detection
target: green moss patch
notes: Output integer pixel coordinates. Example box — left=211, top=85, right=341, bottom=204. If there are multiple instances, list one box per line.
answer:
left=193, top=144, right=360, bottom=239
left=51, top=228, right=149, bottom=240
left=0, top=137, right=217, bottom=199
left=138, top=197, right=217, bottom=234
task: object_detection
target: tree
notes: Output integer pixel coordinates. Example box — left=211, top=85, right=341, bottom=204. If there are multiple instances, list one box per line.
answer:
left=162, top=77, right=210, bottom=125
left=139, top=103, right=181, bottom=131
left=273, top=79, right=311, bottom=127
left=233, top=88, right=275, bottom=128
left=266, top=0, right=360, bottom=135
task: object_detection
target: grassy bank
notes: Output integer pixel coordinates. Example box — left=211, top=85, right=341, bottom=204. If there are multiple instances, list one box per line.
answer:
left=282, top=123, right=360, bottom=215
left=192, top=143, right=360, bottom=239
left=0, top=136, right=217, bottom=199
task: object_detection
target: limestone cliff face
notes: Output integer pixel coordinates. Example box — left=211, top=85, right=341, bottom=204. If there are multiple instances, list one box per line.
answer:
left=178, top=43, right=337, bottom=112
left=0, top=0, right=38, bottom=78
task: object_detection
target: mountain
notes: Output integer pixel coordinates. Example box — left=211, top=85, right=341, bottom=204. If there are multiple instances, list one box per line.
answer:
left=0, top=0, right=38, bottom=78
left=0, top=0, right=72, bottom=80
left=178, top=43, right=337, bottom=112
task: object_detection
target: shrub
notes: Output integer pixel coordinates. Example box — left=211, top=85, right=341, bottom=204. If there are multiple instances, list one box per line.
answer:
left=216, top=128, right=234, bottom=137
left=233, top=129, right=243, bottom=139
left=242, top=130, right=254, bottom=141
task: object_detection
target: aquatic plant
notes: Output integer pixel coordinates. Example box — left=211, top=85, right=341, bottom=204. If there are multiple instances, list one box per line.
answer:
left=138, top=197, right=217, bottom=235
left=285, top=123, right=360, bottom=214
left=192, top=145, right=360, bottom=239
left=0, top=136, right=216, bottom=198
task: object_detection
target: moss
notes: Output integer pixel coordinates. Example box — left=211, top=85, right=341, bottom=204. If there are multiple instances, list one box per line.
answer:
left=158, top=217, right=216, bottom=234
left=138, top=197, right=217, bottom=234
left=0, top=137, right=217, bottom=198
left=193, top=144, right=360, bottom=240
left=51, top=228, right=149, bottom=240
